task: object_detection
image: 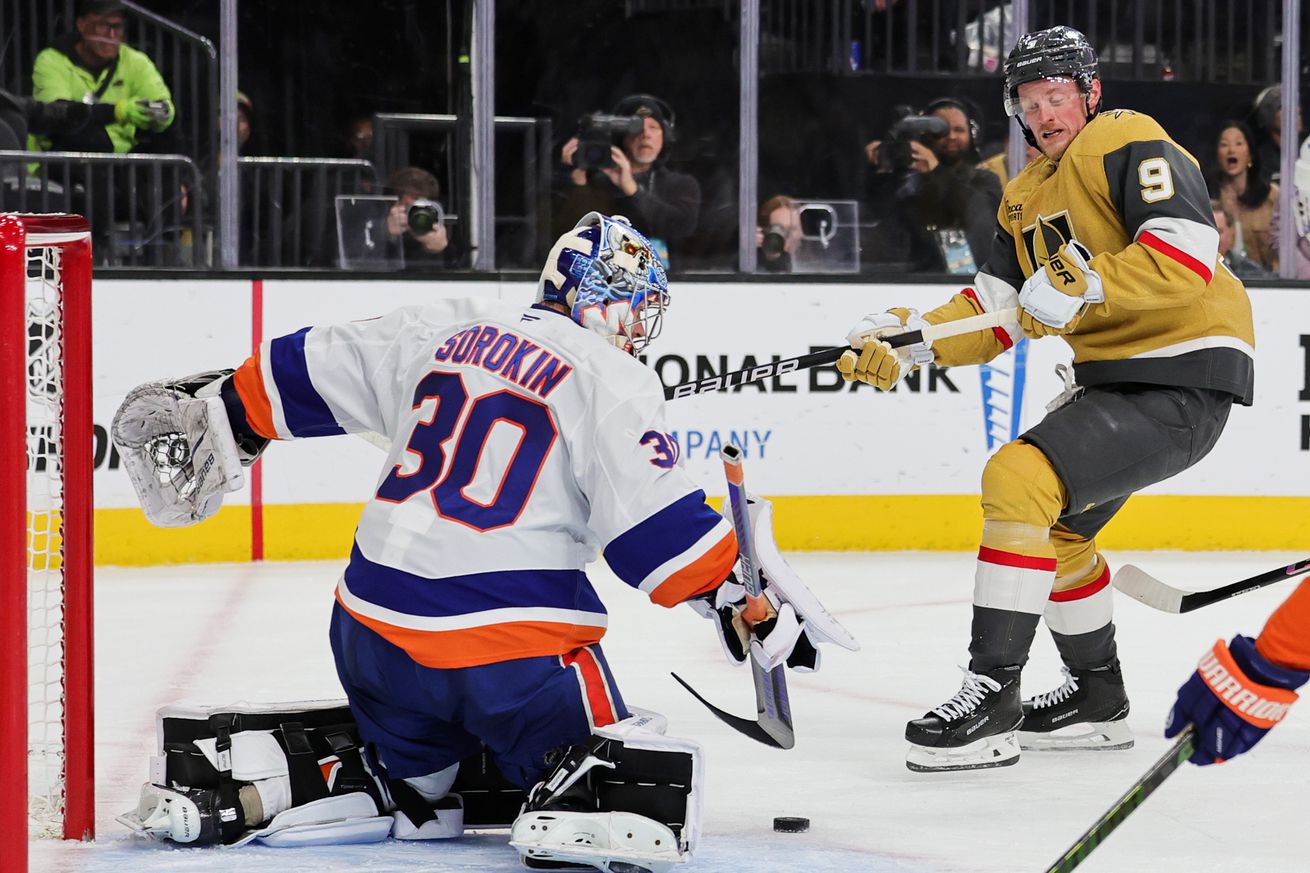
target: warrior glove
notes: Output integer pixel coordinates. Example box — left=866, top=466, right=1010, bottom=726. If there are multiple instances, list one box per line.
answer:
left=1165, top=635, right=1308, bottom=765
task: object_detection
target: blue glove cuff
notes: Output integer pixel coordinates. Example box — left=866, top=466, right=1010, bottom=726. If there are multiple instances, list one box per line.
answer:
left=1229, top=634, right=1310, bottom=692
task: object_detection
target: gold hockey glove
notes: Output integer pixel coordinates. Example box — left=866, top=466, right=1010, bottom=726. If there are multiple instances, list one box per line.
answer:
left=836, top=308, right=934, bottom=390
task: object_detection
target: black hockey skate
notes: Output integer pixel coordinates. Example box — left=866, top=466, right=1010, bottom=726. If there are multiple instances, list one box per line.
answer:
left=1018, top=661, right=1133, bottom=751
left=905, top=666, right=1023, bottom=772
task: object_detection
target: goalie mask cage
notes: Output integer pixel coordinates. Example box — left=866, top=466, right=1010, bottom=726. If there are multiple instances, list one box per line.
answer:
left=0, top=214, right=95, bottom=859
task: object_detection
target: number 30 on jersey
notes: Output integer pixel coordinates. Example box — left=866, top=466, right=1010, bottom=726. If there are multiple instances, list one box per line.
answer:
left=376, top=370, right=558, bottom=531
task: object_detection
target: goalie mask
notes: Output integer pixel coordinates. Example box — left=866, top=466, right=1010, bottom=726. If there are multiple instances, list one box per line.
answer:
left=537, top=212, right=669, bottom=355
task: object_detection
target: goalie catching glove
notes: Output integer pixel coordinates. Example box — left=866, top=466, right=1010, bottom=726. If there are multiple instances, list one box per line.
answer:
left=1018, top=215, right=1105, bottom=338
left=111, top=371, right=267, bottom=527
left=689, top=494, right=860, bottom=671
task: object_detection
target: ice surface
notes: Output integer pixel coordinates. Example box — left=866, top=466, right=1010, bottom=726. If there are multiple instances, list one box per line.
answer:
left=31, top=551, right=1310, bottom=873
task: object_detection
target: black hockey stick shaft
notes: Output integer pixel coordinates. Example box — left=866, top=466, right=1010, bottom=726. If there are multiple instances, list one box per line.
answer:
left=1044, top=725, right=1195, bottom=873
left=1180, top=558, right=1310, bottom=612
left=662, top=307, right=1014, bottom=400
left=669, top=671, right=790, bottom=749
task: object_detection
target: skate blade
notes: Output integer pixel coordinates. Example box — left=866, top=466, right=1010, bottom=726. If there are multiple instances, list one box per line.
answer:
left=905, top=732, right=1020, bottom=772
left=1018, top=719, right=1134, bottom=751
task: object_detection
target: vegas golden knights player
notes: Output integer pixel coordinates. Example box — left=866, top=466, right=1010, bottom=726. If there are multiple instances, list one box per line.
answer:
left=838, top=26, right=1253, bottom=772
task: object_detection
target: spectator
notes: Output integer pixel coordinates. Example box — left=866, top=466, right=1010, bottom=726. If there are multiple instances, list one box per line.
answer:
left=30, top=0, right=174, bottom=154
left=1252, top=85, right=1304, bottom=184
left=1269, top=135, right=1310, bottom=279
left=1212, top=199, right=1272, bottom=280
left=864, top=97, right=1002, bottom=272
left=185, top=90, right=258, bottom=263
left=756, top=194, right=802, bottom=273
left=235, top=91, right=253, bottom=152
left=0, top=90, right=28, bottom=151
left=384, top=166, right=451, bottom=266
left=345, top=113, right=374, bottom=160
left=1208, top=121, right=1278, bottom=272
left=555, top=94, right=701, bottom=262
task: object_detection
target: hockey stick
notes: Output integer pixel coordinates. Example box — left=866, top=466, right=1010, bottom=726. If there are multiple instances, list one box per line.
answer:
left=671, top=444, right=796, bottom=749
left=1044, top=725, right=1195, bottom=873
left=1113, top=558, right=1310, bottom=614
left=662, top=307, right=1017, bottom=399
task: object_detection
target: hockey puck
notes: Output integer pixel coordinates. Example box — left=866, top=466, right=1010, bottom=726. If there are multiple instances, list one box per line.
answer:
left=773, top=816, right=809, bottom=833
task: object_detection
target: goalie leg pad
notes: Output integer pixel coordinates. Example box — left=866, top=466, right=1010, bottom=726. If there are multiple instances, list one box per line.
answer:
left=448, top=746, right=528, bottom=828
left=127, top=698, right=507, bottom=845
left=124, top=699, right=390, bottom=846
left=510, top=712, right=703, bottom=872
left=238, top=792, right=394, bottom=847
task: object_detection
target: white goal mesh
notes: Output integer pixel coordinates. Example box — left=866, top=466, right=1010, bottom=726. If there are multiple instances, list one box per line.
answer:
left=26, top=241, right=70, bottom=837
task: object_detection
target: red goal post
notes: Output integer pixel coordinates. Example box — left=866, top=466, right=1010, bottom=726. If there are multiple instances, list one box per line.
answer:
left=0, top=214, right=95, bottom=858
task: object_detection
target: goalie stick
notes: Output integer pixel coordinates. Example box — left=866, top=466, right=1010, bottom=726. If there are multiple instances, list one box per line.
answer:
left=1113, top=558, right=1310, bottom=614
left=672, top=444, right=795, bottom=749
left=1044, top=725, right=1195, bottom=873
left=662, top=307, right=1017, bottom=399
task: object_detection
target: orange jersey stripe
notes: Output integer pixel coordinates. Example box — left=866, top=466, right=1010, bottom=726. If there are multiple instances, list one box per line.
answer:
left=562, top=647, right=618, bottom=728
left=1256, top=579, right=1310, bottom=672
left=337, top=595, right=605, bottom=669
left=232, top=352, right=279, bottom=439
left=649, top=530, right=739, bottom=608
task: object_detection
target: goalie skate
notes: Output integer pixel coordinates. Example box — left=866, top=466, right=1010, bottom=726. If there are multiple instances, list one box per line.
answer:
left=510, top=810, right=683, bottom=873
left=1018, top=662, right=1133, bottom=751
left=905, top=667, right=1022, bottom=772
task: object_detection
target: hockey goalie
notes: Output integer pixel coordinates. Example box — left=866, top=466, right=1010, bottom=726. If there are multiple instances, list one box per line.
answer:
left=111, top=212, right=857, bottom=870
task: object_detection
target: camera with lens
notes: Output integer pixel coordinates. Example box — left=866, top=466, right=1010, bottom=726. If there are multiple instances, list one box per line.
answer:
left=137, top=99, right=171, bottom=124
left=573, top=112, right=644, bottom=171
left=761, top=224, right=789, bottom=258
left=876, top=110, right=948, bottom=173
left=406, top=198, right=445, bottom=236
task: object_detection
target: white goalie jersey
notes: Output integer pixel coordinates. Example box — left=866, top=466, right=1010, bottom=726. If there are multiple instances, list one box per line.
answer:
left=226, top=297, right=737, bottom=669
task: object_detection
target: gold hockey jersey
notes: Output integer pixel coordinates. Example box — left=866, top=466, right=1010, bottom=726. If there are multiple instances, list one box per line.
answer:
left=923, top=109, right=1255, bottom=404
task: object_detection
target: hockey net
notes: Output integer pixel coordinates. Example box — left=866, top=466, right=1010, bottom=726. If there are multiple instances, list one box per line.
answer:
left=0, top=214, right=95, bottom=854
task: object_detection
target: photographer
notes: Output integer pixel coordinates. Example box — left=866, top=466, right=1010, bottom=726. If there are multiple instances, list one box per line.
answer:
left=29, top=0, right=174, bottom=154
left=864, top=98, right=1001, bottom=272
left=384, top=166, right=451, bottom=267
left=555, top=94, right=701, bottom=259
left=756, top=194, right=802, bottom=273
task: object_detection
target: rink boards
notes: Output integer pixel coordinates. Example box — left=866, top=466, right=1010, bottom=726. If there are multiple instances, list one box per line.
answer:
left=89, top=278, right=1310, bottom=564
